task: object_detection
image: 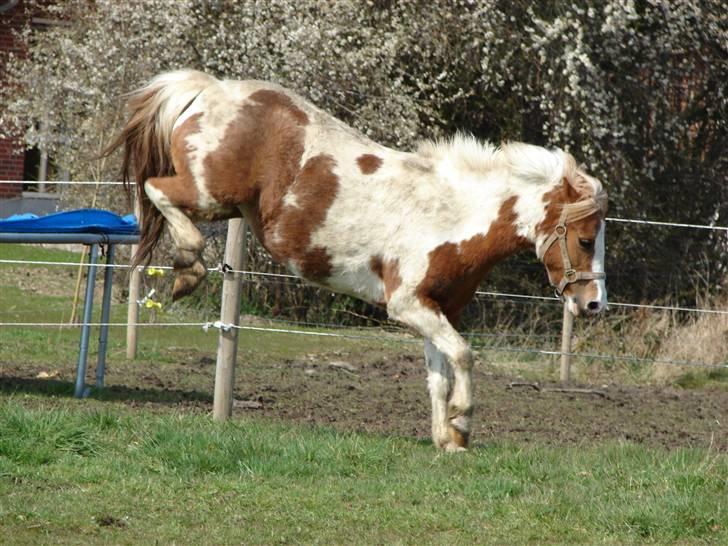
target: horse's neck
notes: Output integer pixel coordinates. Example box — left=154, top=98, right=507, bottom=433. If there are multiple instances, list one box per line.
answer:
left=509, top=179, right=562, bottom=248
left=426, top=163, right=558, bottom=255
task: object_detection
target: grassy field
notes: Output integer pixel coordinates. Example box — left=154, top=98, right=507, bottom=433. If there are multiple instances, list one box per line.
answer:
left=1, top=396, right=726, bottom=545
left=1, top=244, right=727, bottom=544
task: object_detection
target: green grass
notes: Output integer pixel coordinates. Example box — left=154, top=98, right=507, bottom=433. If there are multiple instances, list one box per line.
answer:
left=0, top=396, right=726, bottom=545
left=675, top=368, right=728, bottom=390
left=0, top=243, right=83, bottom=264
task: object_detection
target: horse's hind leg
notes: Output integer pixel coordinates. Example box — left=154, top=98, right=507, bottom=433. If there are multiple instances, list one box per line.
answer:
left=144, top=175, right=207, bottom=300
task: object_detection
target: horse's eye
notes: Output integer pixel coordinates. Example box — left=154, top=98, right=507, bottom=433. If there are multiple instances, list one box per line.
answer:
left=579, top=238, right=594, bottom=250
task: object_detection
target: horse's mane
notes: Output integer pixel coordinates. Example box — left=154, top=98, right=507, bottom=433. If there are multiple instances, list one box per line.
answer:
left=417, top=135, right=567, bottom=185
left=416, top=134, right=607, bottom=216
left=416, top=134, right=500, bottom=175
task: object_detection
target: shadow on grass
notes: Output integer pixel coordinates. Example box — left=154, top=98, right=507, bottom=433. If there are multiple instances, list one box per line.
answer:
left=0, top=376, right=213, bottom=406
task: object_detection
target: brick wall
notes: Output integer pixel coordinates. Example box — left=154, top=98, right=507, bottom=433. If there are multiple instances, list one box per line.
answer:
left=1, top=0, right=28, bottom=198
left=0, top=138, right=24, bottom=197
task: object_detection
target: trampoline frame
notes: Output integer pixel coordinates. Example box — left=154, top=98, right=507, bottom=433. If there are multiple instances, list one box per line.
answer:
left=1, top=232, right=139, bottom=398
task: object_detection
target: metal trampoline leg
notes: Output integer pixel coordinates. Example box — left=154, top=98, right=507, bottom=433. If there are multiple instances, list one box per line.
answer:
left=95, top=244, right=116, bottom=389
left=74, top=244, right=99, bottom=398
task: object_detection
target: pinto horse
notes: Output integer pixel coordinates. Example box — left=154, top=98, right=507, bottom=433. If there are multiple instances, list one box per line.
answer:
left=107, top=70, right=608, bottom=451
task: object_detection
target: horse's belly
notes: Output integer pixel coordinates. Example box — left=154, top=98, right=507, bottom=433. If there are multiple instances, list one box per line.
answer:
left=291, top=258, right=387, bottom=305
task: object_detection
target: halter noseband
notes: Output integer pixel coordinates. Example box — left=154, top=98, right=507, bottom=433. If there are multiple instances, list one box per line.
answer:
left=537, top=196, right=606, bottom=296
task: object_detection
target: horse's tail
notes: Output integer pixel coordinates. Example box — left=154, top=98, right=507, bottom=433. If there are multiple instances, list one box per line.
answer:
left=103, top=70, right=218, bottom=266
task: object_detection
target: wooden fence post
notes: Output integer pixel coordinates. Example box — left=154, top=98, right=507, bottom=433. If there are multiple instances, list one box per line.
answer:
left=560, top=301, right=574, bottom=383
left=213, top=218, right=247, bottom=421
left=126, top=199, right=142, bottom=359
left=126, top=263, right=141, bottom=359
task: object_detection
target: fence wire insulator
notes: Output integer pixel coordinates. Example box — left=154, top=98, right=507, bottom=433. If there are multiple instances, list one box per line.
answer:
left=145, top=267, right=166, bottom=277
left=216, top=263, right=233, bottom=274
left=136, top=289, right=162, bottom=310
left=136, top=288, right=156, bottom=306
left=203, top=320, right=233, bottom=333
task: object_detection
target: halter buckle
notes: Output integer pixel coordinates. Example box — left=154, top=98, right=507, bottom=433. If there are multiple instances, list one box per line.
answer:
left=564, top=269, right=577, bottom=282
left=555, top=224, right=567, bottom=237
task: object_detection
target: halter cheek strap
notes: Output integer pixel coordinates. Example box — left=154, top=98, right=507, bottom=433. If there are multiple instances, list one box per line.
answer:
left=537, top=200, right=605, bottom=296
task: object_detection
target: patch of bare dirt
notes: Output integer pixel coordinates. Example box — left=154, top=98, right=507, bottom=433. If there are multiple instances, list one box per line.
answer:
left=2, top=349, right=726, bottom=451
left=228, top=350, right=727, bottom=451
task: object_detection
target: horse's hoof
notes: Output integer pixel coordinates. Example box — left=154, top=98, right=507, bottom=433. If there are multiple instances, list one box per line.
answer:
left=438, top=440, right=468, bottom=453
left=434, top=425, right=470, bottom=451
left=172, top=261, right=207, bottom=300
left=448, top=424, right=470, bottom=450
left=172, top=276, right=197, bottom=300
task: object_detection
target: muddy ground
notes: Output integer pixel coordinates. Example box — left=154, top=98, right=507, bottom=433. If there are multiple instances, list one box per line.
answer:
left=1, top=347, right=726, bottom=451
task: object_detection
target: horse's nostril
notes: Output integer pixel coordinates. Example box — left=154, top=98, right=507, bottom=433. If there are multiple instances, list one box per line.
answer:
left=587, top=301, right=601, bottom=311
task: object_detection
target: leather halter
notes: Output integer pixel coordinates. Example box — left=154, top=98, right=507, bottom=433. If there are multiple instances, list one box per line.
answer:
left=537, top=197, right=606, bottom=296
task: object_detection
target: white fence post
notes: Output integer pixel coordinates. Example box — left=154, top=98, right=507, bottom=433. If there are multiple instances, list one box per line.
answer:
left=213, top=218, right=247, bottom=421
left=560, top=301, right=574, bottom=383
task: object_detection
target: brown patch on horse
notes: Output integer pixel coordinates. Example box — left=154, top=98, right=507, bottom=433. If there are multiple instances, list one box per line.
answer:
left=151, top=113, right=241, bottom=222
left=415, top=196, right=528, bottom=323
left=370, top=256, right=402, bottom=301
left=250, top=89, right=310, bottom=126
left=357, top=154, right=383, bottom=174
left=195, top=88, right=337, bottom=281
left=275, top=154, right=340, bottom=280
left=201, top=89, right=310, bottom=211
left=293, top=246, right=332, bottom=280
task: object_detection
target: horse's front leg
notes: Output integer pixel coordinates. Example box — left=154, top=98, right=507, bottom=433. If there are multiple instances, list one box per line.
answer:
left=145, top=176, right=207, bottom=300
left=424, top=339, right=453, bottom=449
left=389, top=296, right=474, bottom=451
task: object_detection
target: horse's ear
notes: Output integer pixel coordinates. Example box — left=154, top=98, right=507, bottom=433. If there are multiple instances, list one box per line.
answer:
left=562, top=176, right=582, bottom=203
left=559, top=151, right=585, bottom=202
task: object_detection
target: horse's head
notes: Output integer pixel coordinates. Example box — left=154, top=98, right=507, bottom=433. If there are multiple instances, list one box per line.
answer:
left=537, top=161, right=608, bottom=316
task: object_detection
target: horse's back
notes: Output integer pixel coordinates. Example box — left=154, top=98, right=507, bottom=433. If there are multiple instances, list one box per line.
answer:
left=165, top=76, right=516, bottom=306
left=168, top=77, right=408, bottom=300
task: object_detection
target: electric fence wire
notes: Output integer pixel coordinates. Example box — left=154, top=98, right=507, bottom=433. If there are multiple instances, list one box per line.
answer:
left=0, top=319, right=725, bottom=370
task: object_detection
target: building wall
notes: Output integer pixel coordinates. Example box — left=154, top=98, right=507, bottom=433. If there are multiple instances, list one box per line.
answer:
left=0, top=138, right=24, bottom=197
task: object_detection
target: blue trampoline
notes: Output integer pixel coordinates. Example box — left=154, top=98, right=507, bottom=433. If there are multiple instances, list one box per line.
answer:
left=0, top=209, right=140, bottom=398
left=0, top=208, right=139, bottom=239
